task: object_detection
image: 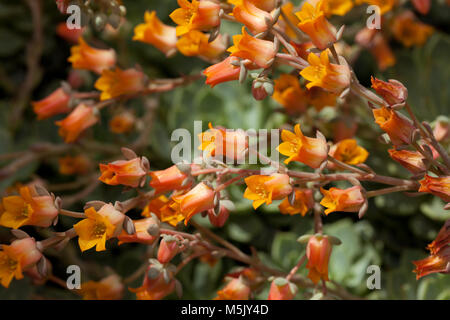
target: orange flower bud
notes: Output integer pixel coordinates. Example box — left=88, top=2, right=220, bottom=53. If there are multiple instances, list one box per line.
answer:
left=149, top=165, right=193, bottom=194
left=419, top=175, right=450, bottom=202
left=273, top=74, right=308, bottom=114
left=133, top=11, right=177, bottom=56
left=99, top=158, right=147, bottom=188
left=232, top=0, right=273, bottom=34
left=203, top=56, right=242, bottom=87
left=207, top=205, right=230, bottom=227
left=371, top=77, right=407, bottom=106
left=198, top=122, right=249, bottom=161
left=277, top=124, right=328, bottom=168
left=214, top=277, right=251, bottom=300
left=320, top=186, right=365, bottom=215
left=228, top=27, right=275, bottom=69
left=32, top=88, right=71, bottom=120
left=279, top=188, right=314, bottom=216
left=306, top=235, right=332, bottom=284
left=328, top=139, right=369, bottom=168
left=268, top=277, right=297, bottom=300
left=95, top=67, right=146, bottom=101
left=109, top=112, right=135, bottom=134
left=55, top=103, right=98, bottom=143
left=388, top=149, right=426, bottom=174
left=130, top=263, right=175, bottom=300
left=244, top=173, right=293, bottom=209
left=176, top=31, right=226, bottom=60
left=170, top=0, right=221, bottom=36
left=413, top=246, right=450, bottom=280
left=372, top=106, right=414, bottom=146
left=157, top=236, right=180, bottom=264
left=0, top=237, right=42, bottom=288
left=56, top=22, right=83, bottom=44
left=117, top=217, right=158, bottom=245
left=172, top=182, right=216, bottom=224
left=0, top=185, right=58, bottom=229
left=68, top=37, right=116, bottom=74
left=78, top=274, right=124, bottom=300
left=300, top=51, right=351, bottom=94
left=295, top=0, right=337, bottom=50
left=59, top=155, right=91, bottom=175
left=433, top=119, right=450, bottom=142
left=412, top=0, right=431, bottom=15
left=392, top=11, right=433, bottom=47
left=73, top=204, right=125, bottom=252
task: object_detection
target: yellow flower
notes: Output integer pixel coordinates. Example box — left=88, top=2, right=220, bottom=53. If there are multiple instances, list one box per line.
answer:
left=277, top=124, right=328, bottom=168
left=68, top=37, right=116, bottom=74
left=243, top=174, right=292, bottom=209
left=94, top=67, right=145, bottom=101
left=320, top=186, right=365, bottom=215
left=272, top=74, right=308, bottom=114
left=328, top=139, right=369, bottom=167
left=73, top=204, right=124, bottom=252
left=355, top=0, right=396, bottom=15
left=170, top=0, right=221, bottom=36
left=300, top=51, right=351, bottom=93
left=278, top=188, right=314, bottom=216
left=133, top=11, right=177, bottom=56
left=320, top=0, right=354, bottom=16
left=295, top=0, right=337, bottom=50
left=176, top=30, right=226, bottom=60
left=77, top=274, right=124, bottom=300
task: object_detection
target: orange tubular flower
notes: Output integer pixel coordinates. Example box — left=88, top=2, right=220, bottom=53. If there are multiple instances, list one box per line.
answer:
left=268, top=277, right=297, bottom=300
left=95, top=67, right=146, bottom=101
left=59, top=155, right=90, bottom=175
left=355, top=0, right=396, bottom=15
left=78, top=274, right=124, bottom=300
left=427, top=220, right=450, bottom=255
left=198, top=123, right=248, bottom=161
left=371, top=77, right=407, bottom=106
left=328, top=139, right=369, bottom=168
left=306, top=87, right=338, bottom=111
left=388, top=149, right=426, bottom=174
left=369, top=33, right=396, bottom=71
left=73, top=204, right=125, bottom=252
left=279, top=188, right=314, bottom=216
left=160, top=197, right=187, bottom=226
left=176, top=31, right=226, bottom=60
left=232, top=0, right=273, bottom=34
left=99, top=158, right=147, bottom=188
left=320, top=186, right=365, bottom=215
left=413, top=246, right=450, bottom=280
left=243, top=174, right=293, bottom=209
left=68, top=37, right=116, bottom=74
left=0, top=238, right=42, bottom=288
left=273, top=74, right=308, bottom=114
left=117, top=217, right=158, bottom=245
left=55, top=103, right=98, bottom=143
left=149, top=165, right=194, bottom=194
left=170, top=0, right=221, bottom=36
left=319, top=0, right=354, bottom=16
left=130, top=263, right=175, bottom=300
left=32, top=88, right=70, bottom=120
left=306, top=235, right=332, bottom=284
left=392, top=11, right=433, bottom=47
left=277, top=2, right=300, bottom=39
left=228, top=27, right=275, bottom=69
left=214, top=277, right=251, bottom=300
left=109, top=112, right=135, bottom=134
left=0, top=185, right=58, bottom=229
left=412, top=0, right=431, bottom=15
left=229, top=0, right=277, bottom=11
left=203, top=56, right=242, bottom=87
left=133, top=11, right=177, bottom=56
left=418, top=175, right=450, bottom=202
left=277, top=124, right=328, bottom=168
left=433, top=119, right=450, bottom=142
left=56, top=22, right=83, bottom=44
left=372, top=107, right=414, bottom=146
left=300, top=51, right=351, bottom=94
left=142, top=195, right=169, bottom=219
left=172, top=182, right=215, bottom=224
left=295, top=0, right=337, bottom=50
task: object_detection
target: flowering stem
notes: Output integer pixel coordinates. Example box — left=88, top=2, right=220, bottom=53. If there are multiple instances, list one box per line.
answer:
left=59, top=209, right=85, bottom=219
left=286, top=254, right=306, bottom=281
left=366, top=185, right=415, bottom=198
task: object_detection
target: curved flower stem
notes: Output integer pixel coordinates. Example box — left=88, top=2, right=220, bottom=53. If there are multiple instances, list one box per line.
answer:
left=366, top=185, right=415, bottom=198
left=59, top=209, right=85, bottom=219
left=286, top=254, right=306, bottom=281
